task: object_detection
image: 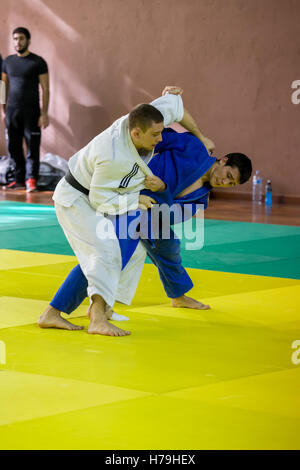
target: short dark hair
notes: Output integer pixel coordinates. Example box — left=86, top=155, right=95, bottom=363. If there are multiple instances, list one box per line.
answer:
left=129, top=104, right=164, bottom=132
left=13, top=27, right=31, bottom=40
left=224, top=152, right=252, bottom=184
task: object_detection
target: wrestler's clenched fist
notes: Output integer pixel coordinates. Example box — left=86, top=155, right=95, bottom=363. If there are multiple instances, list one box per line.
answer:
left=144, top=175, right=166, bottom=192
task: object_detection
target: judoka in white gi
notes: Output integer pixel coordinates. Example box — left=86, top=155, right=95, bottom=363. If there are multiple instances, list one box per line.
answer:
left=39, top=86, right=215, bottom=336
left=39, top=129, right=252, bottom=334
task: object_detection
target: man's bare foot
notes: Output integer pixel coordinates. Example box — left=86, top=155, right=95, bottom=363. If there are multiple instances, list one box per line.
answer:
left=88, top=319, right=131, bottom=336
left=38, top=305, right=84, bottom=330
left=171, top=295, right=210, bottom=310
left=104, top=305, right=114, bottom=320
left=87, top=304, right=112, bottom=319
left=88, top=296, right=131, bottom=337
left=87, top=304, right=129, bottom=322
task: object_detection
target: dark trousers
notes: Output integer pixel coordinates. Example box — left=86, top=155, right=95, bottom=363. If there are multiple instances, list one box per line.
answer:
left=141, top=238, right=193, bottom=298
left=5, top=106, right=41, bottom=182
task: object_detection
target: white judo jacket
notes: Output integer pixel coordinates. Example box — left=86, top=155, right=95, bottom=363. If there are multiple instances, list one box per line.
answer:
left=53, top=94, right=184, bottom=215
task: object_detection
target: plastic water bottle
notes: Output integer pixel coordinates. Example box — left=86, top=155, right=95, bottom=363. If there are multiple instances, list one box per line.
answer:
left=265, top=180, right=272, bottom=206
left=252, top=170, right=263, bottom=204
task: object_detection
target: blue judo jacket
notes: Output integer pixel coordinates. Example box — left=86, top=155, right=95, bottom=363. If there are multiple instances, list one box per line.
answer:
left=114, top=128, right=216, bottom=269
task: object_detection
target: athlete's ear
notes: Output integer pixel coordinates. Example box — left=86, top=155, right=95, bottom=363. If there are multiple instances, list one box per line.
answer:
left=130, top=127, right=142, bottom=139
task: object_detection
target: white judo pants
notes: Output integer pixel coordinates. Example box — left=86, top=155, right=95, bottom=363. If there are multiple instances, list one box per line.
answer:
left=55, top=195, right=146, bottom=307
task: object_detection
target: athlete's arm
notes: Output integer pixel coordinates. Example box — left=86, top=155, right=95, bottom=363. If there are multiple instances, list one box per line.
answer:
left=38, top=73, right=50, bottom=128
left=179, top=108, right=215, bottom=153
left=162, top=85, right=215, bottom=154
left=1, top=72, right=9, bottom=120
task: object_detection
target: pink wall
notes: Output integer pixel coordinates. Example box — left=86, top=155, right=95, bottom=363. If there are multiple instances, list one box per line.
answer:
left=0, top=0, right=299, bottom=197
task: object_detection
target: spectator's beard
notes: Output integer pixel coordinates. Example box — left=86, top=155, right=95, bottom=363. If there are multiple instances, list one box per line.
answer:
left=16, top=45, right=29, bottom=55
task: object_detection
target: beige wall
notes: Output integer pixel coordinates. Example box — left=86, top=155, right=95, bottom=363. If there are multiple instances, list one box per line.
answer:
left=0, top=0, right=299, bottom=197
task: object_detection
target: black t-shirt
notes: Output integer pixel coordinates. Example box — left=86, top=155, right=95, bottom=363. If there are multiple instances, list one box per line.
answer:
left=2, top=52, right=48, bottom=108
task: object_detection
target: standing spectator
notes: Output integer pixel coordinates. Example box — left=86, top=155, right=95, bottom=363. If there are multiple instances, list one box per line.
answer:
left=1, top=27, right=49, bottom=191
left=0, top=53, right=3, bottom=104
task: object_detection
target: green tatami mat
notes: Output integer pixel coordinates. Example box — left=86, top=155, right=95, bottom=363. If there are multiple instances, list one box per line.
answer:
left=175, top=220, right=300, bottom=279
left=0, top=201, right=74, bottom=256
left=1, top=201, right=299, bottom=279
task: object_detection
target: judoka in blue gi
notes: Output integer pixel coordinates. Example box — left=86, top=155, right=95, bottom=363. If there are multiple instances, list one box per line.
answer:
left=39, top=129, right=252, bottom=331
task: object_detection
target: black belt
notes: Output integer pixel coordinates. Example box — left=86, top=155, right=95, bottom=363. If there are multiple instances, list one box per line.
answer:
left=65, top=170, right=89, bottom=196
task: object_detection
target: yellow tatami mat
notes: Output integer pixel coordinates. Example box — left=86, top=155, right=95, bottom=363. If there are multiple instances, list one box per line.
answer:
left=0, top=249, right=299, bottom=449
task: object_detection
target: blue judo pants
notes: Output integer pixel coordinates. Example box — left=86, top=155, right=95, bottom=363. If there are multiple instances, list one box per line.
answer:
left=50, top=238, right=193, bottom=314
